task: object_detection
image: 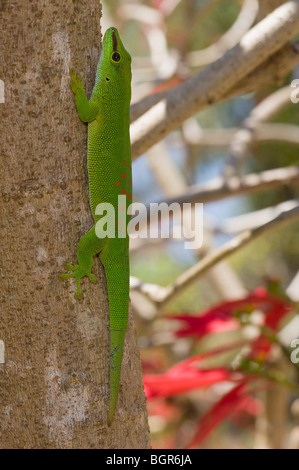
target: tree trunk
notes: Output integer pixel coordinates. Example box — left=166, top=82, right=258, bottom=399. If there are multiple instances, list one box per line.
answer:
left=0, top=0, right=150, bottom=449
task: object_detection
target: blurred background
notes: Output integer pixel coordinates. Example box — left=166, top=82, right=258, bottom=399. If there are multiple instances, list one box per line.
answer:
left=102, top=0, right=299, bottom=449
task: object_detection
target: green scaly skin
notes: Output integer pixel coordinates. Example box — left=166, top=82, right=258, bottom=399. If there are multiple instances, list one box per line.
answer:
left=60, top=28, right=132, bottom=426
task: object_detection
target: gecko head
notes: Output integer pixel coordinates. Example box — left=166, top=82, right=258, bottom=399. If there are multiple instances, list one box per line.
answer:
left=98, top=27, right=132, bottom=97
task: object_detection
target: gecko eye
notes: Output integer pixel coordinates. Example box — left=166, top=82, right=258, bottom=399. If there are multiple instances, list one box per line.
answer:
left=111, top=52, right=121, bottom=62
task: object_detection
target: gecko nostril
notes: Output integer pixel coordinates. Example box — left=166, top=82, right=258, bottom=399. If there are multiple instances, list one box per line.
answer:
left=106, top=77, right=110, bottom=81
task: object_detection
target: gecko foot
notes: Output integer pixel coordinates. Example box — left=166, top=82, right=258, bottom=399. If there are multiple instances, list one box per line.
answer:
left=59, top=263, right=98, bottom=299
left=70, top=70, right=84, bottom=94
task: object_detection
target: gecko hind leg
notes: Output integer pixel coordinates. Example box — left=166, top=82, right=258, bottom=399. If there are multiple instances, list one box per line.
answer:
left=60, top=225, right=107, bottom=299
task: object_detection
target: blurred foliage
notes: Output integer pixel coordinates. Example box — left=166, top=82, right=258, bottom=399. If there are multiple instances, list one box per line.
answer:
left=131, top=247, right=214, bottom=312
left=167, top=0, right=241, bottom=52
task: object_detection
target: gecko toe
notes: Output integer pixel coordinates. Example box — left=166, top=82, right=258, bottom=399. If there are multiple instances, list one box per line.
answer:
left=65, top=262, right=76, bottom=270
left=88, top=273, right=98, bottom=283
left=59, top=272, right=74, bottom=280
left=75, top=276, right=83, bottom=299
left=75, top=289, right=82, bottom=300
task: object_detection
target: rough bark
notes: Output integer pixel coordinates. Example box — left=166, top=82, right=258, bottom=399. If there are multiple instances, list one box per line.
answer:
left=0, top=0, right=150, bottom=449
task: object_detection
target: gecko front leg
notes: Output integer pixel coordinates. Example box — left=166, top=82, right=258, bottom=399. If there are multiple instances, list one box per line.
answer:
left=70, top=70, right=100, bottom=123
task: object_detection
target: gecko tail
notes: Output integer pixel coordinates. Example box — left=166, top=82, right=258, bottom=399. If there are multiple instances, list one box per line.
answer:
left=108, top=328, right=126, bottom=426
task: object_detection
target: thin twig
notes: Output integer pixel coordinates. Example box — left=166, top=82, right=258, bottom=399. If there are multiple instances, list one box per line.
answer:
left=187, top=0, right=259, bottom=67
left=183, top=123, right=299, bottom=147
left=147, top=166, right=299, bottom=211
left=145, top=140, right=245, bottom=300
left=216, top=199, right=299, bottom=233
left=226, top=86, right=293, bottom=176
left=130, top=205, right=299, bottom=307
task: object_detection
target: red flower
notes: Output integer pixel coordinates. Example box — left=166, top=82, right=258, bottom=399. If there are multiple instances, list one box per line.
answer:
left=169, top=287, right=292, bottom=361
left=170, top=312, right=238, bottom=338
left=143, top=345, right=245, bottom=399
left=186, top=380, right=263, bottom=448
left=249, top=293, right=291, bottom=360
left=144, top=368, right=238, bottom=399
left=145, top=287, right=292, bottom=447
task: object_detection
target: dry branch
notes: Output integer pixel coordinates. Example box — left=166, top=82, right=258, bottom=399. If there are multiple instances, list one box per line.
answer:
left=227, top=86, right=294, bottom=175
left=183, top=123, right=299, bottom=147
left=216, top=199, right=299, bottom=233
left=130, top=2, right=299, bottom=158
left=148, top=166, right=299, bottom=210
left=187, top=0, right=259, bottom=67
left=131, top=204, right=299, bottom=307
left=130, top=40, right=299, bottom=125
left=145, top=140, right=246, bottom=300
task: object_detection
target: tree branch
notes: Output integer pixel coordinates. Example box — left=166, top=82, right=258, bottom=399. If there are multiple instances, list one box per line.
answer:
left=130, top=1, right=299, bottom=158
left=145, top=140, right=246, bottom=300
left=187, top=0, right=259, bottom=67
left=216, top=199, right=299, bottom=233
left=130, top=40, right=299, bottom=125
left=148, top=166, right=299, bottom=211
left=226, top=86, right=294, bottom=176
left=183, top=123, right=299, bottom=147
left=130, top=204, right=299, bottom=307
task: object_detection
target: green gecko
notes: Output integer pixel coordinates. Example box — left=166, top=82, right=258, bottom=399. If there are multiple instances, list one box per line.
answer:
left=60, top=27, right=132, bottom=426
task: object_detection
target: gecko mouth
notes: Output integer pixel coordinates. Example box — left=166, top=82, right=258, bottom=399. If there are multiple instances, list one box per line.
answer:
left=112, top=30, right=118, bottom=52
